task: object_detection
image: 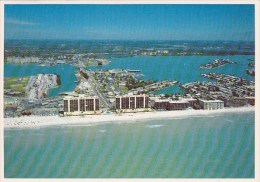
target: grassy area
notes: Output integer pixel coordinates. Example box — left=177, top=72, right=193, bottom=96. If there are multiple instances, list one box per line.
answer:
left=126, top=76, right=156, bottom=90
left=85, top=60, right=93, bottom=66
left=4, top=76, right=30, bottom=94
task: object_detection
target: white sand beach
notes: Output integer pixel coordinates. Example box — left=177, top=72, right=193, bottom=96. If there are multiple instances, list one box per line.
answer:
left=4, top=106, right=255, bottom=129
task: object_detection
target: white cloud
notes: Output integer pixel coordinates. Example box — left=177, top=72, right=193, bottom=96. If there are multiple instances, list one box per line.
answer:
left=5, top=18, right=37, bottom=25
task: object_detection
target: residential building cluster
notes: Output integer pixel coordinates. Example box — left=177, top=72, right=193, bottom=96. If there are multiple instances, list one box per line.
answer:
left=6, top=57, right=40, bottom=64
left=60, top=70, right=255, bottom=116
left=201, top=73, right=255, bottom=97
left=180, top=73, right=255, bottom=107
left=199, top=59, right=237, bottom=69
left=5, top=53, right=109, bottom=67
left=91, top=69, right=177, bottom=98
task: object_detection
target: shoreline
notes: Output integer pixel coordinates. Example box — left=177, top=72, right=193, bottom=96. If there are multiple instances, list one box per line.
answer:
left=4, top=106, right=255, bottom=129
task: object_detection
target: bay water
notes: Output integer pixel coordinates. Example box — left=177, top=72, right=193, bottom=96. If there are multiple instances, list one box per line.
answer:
left=4, top=55, right=254, bottom=96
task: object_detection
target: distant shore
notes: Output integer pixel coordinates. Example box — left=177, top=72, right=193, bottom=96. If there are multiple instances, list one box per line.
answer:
left=4, top=106, right=254, bottom=129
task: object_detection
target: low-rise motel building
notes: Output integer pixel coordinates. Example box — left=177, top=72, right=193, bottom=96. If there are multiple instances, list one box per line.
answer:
left=152, top=99, right=169, bottom=110
left=152, top=97, right=224, bottom=111
left=152, top=99, right=191, bottom=110
left=198, top=99, right=224, bottom=110
left=152, top=97, right=197, bottom=110
left=168, top=100, right=190, bottom=110
left=115, top=94, right=149, bottom=112
left=63, top=94, right=99, bottom=116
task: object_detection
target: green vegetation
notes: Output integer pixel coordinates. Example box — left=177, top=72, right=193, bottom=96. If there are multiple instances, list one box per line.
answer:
left=126, top=76, right=155, bottom=90
left=56, top=75, right=61, bottom=85
left=165, top=94, right=172, bottom=98
left=80, top=71, right=89, bottom=79
left=4, top=77, right=30, bottom=91
left=105, top=71, right=109, bottom=76
left=10, top=84, right=24, bottom=92
left=121, top=86, right=128, bottom=93
left=4, top=76, right=30, bottom=95
left=85, top=60, right=93, bottom=66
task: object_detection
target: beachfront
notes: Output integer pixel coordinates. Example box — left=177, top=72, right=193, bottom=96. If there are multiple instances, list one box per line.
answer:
left=4, top=106, right=254, bottom=129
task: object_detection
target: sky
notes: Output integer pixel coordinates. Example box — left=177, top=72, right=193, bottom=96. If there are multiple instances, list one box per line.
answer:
left=4, top=4, right=255, bottom=41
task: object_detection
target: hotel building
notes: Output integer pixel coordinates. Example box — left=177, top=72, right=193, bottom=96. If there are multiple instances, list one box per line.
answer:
left=115, top=94, right=149, bottom=112
left=63, top=95, right=99, bottom=115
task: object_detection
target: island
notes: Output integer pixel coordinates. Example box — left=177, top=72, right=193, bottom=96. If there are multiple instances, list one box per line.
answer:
left=199, top=59, right=237, bottom=69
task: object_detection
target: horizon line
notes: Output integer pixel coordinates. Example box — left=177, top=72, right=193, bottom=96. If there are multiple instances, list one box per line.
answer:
left=4, top=39, right=255, bottom=42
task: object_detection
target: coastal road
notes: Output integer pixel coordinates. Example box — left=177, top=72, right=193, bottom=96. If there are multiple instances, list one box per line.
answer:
left=86, top=71, right=111, bottom=108
left=77, top=64, right=110, bottom=107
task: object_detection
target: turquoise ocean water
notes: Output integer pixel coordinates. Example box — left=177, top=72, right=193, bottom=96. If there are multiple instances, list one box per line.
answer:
left=4, top=55, right=255, bottom=178
left=5, top=112, right=254, bottom=178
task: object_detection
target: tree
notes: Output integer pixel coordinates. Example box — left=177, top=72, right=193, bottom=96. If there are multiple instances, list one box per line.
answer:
left=165, top=94, right=171, bottom=98
left=56, top=75, right=61, bottom=85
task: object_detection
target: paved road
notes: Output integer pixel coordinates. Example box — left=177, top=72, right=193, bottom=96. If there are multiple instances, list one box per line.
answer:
left=86, top=71, right=111, bottom=108
left=78, top=61, right=111, bottom=108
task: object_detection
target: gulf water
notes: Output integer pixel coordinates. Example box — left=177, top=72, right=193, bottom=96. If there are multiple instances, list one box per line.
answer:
left=4, top=112, right=254, bottom=178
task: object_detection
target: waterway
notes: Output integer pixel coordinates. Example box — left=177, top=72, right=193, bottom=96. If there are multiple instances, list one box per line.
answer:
left=4, top=55, right=254, bottom=96
left=4, top=64, right=77, bottom=97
